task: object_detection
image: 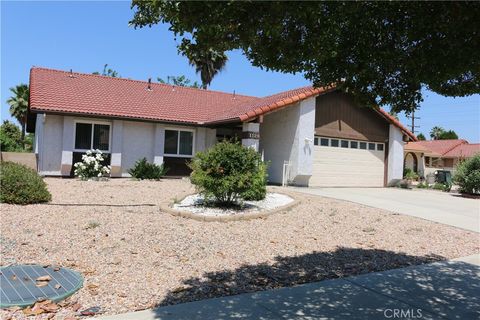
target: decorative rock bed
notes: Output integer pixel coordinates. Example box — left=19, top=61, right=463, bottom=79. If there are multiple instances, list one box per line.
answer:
left=166, top=193, right=298, bottom=221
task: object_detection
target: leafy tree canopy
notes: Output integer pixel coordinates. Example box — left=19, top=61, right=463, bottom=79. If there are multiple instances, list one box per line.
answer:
left=131, top=1, right=480, bottom=112
left=93, top=64, right=120, bottom=77
left=438, top=130, right=459, bottom=140
left=416, top=133, right=426, bottom=141
left=429, top=126, right=459, bottom=140
left=0, top=120, right=33, bottom=152
left=157, top=75, right=201, bottom=88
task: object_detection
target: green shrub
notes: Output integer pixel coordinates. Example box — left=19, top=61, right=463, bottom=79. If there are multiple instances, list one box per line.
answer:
left=128, top=157, right=168, bottom=180
left=403, top=167, right=418, bottom=180
left=432, top=182, right=451, bottom=192
left=417, top=182, right=428, bottom=189
left=0, top=162, right=51, bottom=204
left=241, top=161, right=268, bottom=201
left=189, top=141, right=268, bottom=205
left=453, top=154, right=480, bottom=194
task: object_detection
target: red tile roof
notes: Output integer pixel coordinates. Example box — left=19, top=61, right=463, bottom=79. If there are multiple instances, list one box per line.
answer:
left=407, top=140, right=468, bottom=156
left=404, top=142, right=436, bottom=154
left=29, top=67, right=416, bottom=139
left=443, top=143, right=480, bottom=158
left=29, top=67, right=258, bottom=124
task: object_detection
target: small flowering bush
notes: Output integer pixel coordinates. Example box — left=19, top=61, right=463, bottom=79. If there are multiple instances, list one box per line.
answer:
left=74, top=149, right=111, bottom=180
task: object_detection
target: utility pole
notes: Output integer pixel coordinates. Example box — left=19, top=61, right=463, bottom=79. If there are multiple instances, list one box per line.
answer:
left=406, top=110, right=420, bottom=134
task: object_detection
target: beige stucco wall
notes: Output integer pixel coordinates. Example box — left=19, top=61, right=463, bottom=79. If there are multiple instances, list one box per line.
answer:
left=34, top=113, right=212, bottom=177
left=1, top=152, right=37, bottom=170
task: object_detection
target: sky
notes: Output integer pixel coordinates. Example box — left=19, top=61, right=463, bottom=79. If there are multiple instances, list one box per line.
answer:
left=2, top=1, right=479, bottom=142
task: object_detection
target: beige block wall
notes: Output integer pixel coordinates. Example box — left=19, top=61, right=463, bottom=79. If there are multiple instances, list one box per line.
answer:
left=1, top=152, right=37, bottom=170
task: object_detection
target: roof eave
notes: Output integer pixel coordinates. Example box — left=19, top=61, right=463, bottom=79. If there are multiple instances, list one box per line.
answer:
left=238, top=85, right=336, bottom=123
left=29, top=107, right=207, bottom=127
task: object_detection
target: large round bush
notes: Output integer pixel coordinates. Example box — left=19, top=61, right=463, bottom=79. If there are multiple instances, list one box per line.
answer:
left=453, top=154, right=480, bottom=195
left=0, top=161, right=52, bottom=204
left=189, top=141, right=268, bottom=205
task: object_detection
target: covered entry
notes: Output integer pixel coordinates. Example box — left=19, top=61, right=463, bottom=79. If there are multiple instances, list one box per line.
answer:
left=310, top=137, right=385, bottom=187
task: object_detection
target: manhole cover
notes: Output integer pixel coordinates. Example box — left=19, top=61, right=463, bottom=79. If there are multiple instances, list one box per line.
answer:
left=0, top=265, right=83, bottom=308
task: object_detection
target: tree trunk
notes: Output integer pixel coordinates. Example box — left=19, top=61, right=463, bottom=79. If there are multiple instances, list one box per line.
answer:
left=21, top=122, right=26, bottom=149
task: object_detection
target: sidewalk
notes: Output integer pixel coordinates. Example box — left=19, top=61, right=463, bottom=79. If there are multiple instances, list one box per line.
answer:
left=97, top=254, right=479, bottom=320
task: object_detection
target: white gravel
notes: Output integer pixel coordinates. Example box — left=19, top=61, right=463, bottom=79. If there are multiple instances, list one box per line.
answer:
left=172, top=193, right=294, bottom=216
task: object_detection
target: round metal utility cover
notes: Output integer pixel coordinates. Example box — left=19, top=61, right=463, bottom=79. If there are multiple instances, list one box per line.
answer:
left=0, top=265, right=83, bottom=308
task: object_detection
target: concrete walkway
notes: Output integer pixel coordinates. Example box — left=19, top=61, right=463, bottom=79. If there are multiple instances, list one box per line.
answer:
left=289, top=187, right=480, bottom=233
left=97, top=254, right=479, bottom=320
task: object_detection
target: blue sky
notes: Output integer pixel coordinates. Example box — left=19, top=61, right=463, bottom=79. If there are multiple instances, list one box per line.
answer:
left=2, top=1, right=479, bottom=141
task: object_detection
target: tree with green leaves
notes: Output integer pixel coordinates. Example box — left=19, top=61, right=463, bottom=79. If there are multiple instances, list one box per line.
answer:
left=184, top=46, right=228, bottom=89
left=130, top=1, right=480, bottom=112
left=438, top=130, right=459, bottom=140
left=429, top=126, right=459, bottom=140
left=157, top=75, right=201, bottom=88
left=416, top=133, right=426, bottom=141
left=6, top=84, right=29, bottom=145
left=93, top=64, right=120, bottom=77
left=388, top=110, right=399, bottom=121
left=430, top=126, right=445, bottom=140
left=0, top=120, right=23, bottom=151
left=0, top=121, right=34, bottom=152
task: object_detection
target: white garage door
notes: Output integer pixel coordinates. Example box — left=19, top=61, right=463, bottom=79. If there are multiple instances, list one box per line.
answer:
left=310, top=137, right=385, bottom=187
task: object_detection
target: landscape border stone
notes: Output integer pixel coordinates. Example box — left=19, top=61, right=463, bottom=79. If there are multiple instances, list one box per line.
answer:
left=160, top=191, right=300, bottom=222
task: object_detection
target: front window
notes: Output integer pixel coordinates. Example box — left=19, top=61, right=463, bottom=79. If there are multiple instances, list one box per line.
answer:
left=74, top=122, right=110, bottom=151
left=164, top=129, right=194, bottom=156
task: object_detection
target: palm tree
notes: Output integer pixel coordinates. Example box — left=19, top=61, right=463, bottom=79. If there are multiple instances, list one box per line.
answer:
left=186, top=48, right=228, bottom=89
left=7, top=84, right=29, bottom=145
left=92, top=64, right=120, bottom=77
left=430, top=126, right=445, bottom=140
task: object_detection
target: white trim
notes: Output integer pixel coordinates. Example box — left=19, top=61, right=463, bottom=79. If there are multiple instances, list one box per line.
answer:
left=163, top=127, right=196, bottom=157
left=39, top=170, right=62, bottom=176
left=73, top=119, right=112, bottom=152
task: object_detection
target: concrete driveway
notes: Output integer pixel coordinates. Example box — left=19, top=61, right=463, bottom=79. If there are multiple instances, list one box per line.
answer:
left=290, top=187, right=480, bottom=233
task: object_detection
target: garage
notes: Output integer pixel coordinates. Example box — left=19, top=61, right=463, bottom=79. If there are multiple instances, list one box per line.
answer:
left=310, top=136, right=385, bottom=187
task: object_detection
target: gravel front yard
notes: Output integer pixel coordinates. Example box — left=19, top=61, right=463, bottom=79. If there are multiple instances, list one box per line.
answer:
left=1, top=178, right=478, bottom=319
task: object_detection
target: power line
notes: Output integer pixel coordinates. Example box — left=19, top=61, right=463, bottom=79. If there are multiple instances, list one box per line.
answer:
left=405, top=110, right=420, bottom=134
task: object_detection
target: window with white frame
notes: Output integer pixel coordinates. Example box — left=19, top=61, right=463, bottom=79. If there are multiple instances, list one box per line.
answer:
left=74, top=122, right=111, bottom=152
left=313, top=136, right=384, bottom=151
left=164, top=129, right=194, bottom=156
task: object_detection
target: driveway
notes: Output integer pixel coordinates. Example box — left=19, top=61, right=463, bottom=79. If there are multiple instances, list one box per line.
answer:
left=290, top=187, right=480, bottom=233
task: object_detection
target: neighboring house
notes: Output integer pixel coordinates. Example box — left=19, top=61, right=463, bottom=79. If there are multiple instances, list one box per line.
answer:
left=27, top=67, right=416, bottom=187
left=404, top=139, right=480, bottom=177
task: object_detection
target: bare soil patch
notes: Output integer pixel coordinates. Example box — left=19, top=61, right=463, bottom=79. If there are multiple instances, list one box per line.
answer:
left=1, top=178, right=478, bottom=319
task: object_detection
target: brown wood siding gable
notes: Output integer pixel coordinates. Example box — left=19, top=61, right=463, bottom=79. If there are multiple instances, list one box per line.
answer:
left=315, top=92, right=389, bottom=142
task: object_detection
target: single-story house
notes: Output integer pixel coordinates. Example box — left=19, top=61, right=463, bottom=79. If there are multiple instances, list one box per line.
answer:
left=404, top=139, right=480, bottom=177
left=27, top=67, right=417, bottom=187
